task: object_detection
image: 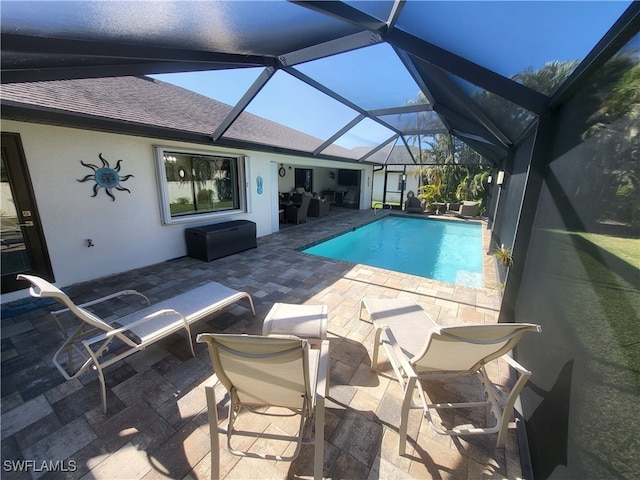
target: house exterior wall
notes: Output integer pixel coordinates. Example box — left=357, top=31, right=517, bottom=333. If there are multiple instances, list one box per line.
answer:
left=372, top=168, right=419, bottom=207
left=2, top=120, right=372, bottom=301
left=275, top=162, right=366, bottom=197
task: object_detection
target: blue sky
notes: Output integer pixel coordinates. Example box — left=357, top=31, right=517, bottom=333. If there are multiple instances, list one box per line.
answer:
left=151, top=1, right=631, bottom=148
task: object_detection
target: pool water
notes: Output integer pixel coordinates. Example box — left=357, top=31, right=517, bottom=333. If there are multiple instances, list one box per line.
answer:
left=302, top=215, right=483, bottom=288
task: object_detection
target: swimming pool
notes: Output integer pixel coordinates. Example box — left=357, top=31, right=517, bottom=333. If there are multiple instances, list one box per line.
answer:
left=302, top=215, right=483, bottom=288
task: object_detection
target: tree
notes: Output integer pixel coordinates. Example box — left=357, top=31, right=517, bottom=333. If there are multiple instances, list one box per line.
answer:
left=512, top=60, right=580, bottom=96
left=413, top=134, right=491, bottom=212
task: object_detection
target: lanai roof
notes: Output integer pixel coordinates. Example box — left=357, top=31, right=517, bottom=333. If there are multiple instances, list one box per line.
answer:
left=1, top=1, right=636, bottom=166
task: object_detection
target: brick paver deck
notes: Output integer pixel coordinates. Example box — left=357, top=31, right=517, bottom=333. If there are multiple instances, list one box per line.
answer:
left=1, top=208, right=519, bottom=480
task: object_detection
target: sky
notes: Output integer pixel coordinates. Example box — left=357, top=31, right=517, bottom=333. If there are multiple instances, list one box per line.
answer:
left=150, top=1, right=632, bottom=150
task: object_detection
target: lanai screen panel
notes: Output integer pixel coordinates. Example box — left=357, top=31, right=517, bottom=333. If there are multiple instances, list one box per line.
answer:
left=386, top=139, right=419, bottom=165
left=150, top=69, right=263, bottom=108
left=394, top=1, right=633, bottom=95
left=224, top=70, right=360, bottom=153
left=378, top=111, right=447, bottom=135
left=324, top=117, right=396, bottom=159
left=1, top=0, right=635, bottom=166
left=363, top=138, right=397, bottom=165
left=445, top=72, right=537, bottom=142
left=515, top=33, right=640, bottom=479
left=1, top=0, right=363, bottom=55
left=294, top=43, right=423, bottom=111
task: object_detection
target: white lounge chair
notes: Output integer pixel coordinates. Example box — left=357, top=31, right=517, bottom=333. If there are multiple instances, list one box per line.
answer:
left=197, top=333, right=329, bottom=480
left=360, top=298, right=540, bottom=452
left=17, top=274, right=255, bottom=412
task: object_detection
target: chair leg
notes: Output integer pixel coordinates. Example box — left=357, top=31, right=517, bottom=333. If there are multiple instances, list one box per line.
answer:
left=371, top=327, right=382, bottom=372
left=81, top=340, right=110, bottom=413
left=186, top=336, right=196, bottom=358
left=399, top=376, right=417, bottom=455
left=205, top=377, right=221, bottom=480
left=314, top=395, right=325, bottom=480
left=96, top=366, right=108, bottom=414
left=495, top=355, right=532, bottom=447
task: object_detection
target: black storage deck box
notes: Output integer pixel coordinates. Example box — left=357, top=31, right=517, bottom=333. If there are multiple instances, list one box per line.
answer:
left=185, top=220, right=257, bottom=262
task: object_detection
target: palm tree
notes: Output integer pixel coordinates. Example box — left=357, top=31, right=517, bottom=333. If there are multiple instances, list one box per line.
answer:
left=512, top=60, right=580, bottom=95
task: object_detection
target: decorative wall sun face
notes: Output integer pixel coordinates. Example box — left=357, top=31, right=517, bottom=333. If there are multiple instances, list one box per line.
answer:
left=78, top=153, right=134, bottom=201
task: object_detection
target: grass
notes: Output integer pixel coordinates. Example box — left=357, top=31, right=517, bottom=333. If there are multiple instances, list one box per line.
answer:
left=573, top=232, right=640, bottom=269
left=170, top=201, right=234, bottom=215
left=522, top=228, right=640, bottom=478
left=371, top=200, right=400, bottom=209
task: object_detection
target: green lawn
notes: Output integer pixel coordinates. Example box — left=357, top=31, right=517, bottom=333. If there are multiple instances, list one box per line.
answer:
left=170, top=201, right=234, bottom=215
left=574, top=232, right=640, bottom=269
left=522, top=228, right=640, bottom=478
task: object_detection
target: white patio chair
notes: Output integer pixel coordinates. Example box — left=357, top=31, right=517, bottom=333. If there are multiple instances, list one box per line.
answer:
left=17, top=274, right=255, bottom=412
left=197, top=333, right=329, bottom=480
left=360, top=298, right=540, bottom=453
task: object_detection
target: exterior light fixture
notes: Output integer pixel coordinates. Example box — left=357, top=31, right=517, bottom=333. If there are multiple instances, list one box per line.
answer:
left=496, top=171, right=505, bottom=185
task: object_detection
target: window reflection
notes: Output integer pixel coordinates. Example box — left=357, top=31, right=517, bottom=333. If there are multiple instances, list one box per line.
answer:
left=163, top=152, right=240, bottom=218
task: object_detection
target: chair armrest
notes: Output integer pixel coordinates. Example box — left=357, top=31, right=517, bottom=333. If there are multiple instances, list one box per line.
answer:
left=501, top=352, right=532, bottom=377
left=378, top=325, right=419, bottom=389
left=52, top=290, right=150, bottom=316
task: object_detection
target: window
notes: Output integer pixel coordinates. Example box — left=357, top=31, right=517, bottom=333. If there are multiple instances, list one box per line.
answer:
left=397, top=174, right=406, bottom=191
left=154, top=146, right=246, bottom=225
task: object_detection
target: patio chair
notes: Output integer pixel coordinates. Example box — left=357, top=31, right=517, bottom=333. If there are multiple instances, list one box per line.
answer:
left=360, top=298, right=540, bottom=452
left=197, top=333, right=329, bottom=480
left=458, top=200, right=480, bottom=218
left=405, top=192, right=423, bottom=213
left=16, top=274, right=255, bottom=413
left=286, top=195, right=311, bottom=224
left=342, top=185, right=360, bottom=209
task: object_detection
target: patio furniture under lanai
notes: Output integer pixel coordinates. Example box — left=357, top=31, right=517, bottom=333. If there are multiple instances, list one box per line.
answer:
left=197, top=333, right=329, bottom=480
left=308, top=198, right=330, bottom=217
left=360, top=297, right=541, bottom=452
left=286, top=195, right=311, bottom=224
left=405, top=195, right=423, bottom=213
left=17, top=274, right=255, bottom=412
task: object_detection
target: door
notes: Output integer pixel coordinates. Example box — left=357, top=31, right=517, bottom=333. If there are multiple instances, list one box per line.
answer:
left=379, top=167, right=407, bottom=210
left=270, top=162, right=280, bottom=233
left=294, top=168, right=313, bottom=192
left=1, top=133, right=53, bottom=293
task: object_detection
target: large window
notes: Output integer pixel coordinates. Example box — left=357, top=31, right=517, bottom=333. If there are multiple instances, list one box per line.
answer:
left=154, top=147, right=246, bottom=224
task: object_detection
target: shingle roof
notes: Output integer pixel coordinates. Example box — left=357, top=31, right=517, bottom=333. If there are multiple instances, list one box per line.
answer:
left=1, top=76, right=357, bottom=159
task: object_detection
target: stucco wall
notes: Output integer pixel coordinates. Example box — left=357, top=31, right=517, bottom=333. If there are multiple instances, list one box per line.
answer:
left=372, top=169, right=419, bottom=206
left=2, top=120, right=372, bottom=300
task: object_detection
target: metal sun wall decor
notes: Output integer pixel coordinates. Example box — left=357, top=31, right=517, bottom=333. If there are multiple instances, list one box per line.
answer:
left=78, top=153, right=134, bottom=201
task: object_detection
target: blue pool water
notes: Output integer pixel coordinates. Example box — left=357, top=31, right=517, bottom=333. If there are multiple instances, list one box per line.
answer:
left=303, top=216, right=483, bottom=288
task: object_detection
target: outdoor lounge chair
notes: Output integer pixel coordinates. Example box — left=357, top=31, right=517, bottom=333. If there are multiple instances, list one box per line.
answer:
left=360, top=298, right=540, bottom=452
left=197, top=333, right=329, bottom=480
left=16, top=274, right=256, bottom=413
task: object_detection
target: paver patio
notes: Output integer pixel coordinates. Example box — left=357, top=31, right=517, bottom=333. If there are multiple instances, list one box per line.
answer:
left=1, top=208, right=520, bottom=480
